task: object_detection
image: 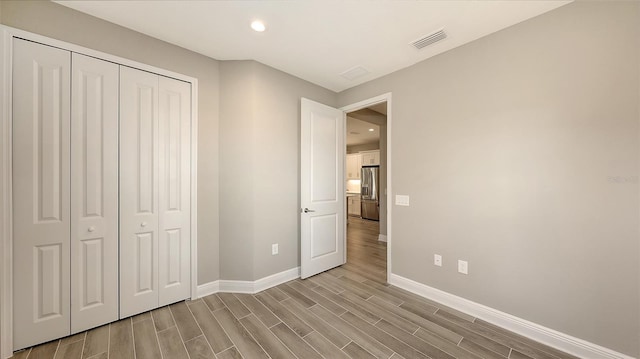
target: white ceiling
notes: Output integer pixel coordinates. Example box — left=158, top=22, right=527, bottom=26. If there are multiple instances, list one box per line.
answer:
left=347, top=117, right=379, bottom=147
left=56, top=1, right=569, bottom=92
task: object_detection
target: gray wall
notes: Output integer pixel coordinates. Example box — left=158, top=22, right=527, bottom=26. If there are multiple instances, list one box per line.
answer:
left=338, top=2, right=639, bottom=356
left=1, top=0, right=221, bottom=284
left=220, top=61, right=337, bottom=281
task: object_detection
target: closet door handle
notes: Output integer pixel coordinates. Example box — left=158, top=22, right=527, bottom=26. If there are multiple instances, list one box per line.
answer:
left=141, top=222, right=147, bottom=228
left=88, top=226, right=95, bottom=232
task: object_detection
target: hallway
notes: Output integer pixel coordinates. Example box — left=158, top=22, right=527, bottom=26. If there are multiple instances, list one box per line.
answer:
left=345, top=217, right=387, bottom=284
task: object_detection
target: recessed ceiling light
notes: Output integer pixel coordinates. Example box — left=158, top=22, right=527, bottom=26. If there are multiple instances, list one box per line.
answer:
left=251, top=20, right=266, bottom=32
left=368, top=128, right=375, bottom=132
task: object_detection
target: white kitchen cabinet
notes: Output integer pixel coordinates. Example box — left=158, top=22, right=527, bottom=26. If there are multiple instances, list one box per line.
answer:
left=347, top=196, right=362, bottom=216
left=346, top=153, right=361, bottom=179
left=360, top=150, right=380, bottom=166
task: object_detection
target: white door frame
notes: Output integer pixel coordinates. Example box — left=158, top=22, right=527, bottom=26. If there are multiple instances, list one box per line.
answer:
left=340, top=93, right=392, bottom=283
left=0, top=26, right=199, bottom=359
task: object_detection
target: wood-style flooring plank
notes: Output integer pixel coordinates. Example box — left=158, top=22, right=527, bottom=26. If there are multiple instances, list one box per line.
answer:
left=399, top=301, right=511, bottom=357
left=188, top=300, right=234, bottom=353
left=170, top=301, right=203, bottom=342
left=312, top=285, right=381, bottom=325
left=157, top=326, right=189, bottom=359
left=375, top=319, right=456, bottom=359
left=202, top=294, right=226, bottom=312
left=339, top=289, right=419, bottom=334
left=82, top=325, right=109, bottom=358
left=342, top=342, right=377, bottom=359
left=269, top=322, right=323, bottom=359
left=303, top=331, right=351, bottom=359
left=216, top=347, right=243, bottom=359
left=264, top=286, right=290, bottom=301
left=255, top=292, right=313, bottom=337
left=217, top=293, right=252, bottom=319
left=287, top=280, right=347, bottom=315
left=108, top=318, right=134, bottom=359
left=459, top=338, right=508, bottom=359
left=184, top=335, right=216, bottom=359
left=59, top=332, right=85, bottom=347
left=132, top=315, right=162, bottom=359
left=282, top=298, right=351, bottom=348
left=54, top=340, right=83, bottom=359
left=368, top=295, right=463, bottom=344
left=10, top=349, right=30, bottom=359
left=151, top=306, right=175, bottom=332
left=341, top=311, right=429, bottom=359
left=310, top=304, right=394, bottom=359
left=278, top=283, right=317, bottom=308
left=212, top=308, right=269, bottom=359
left=240, top=314, right=296, bottom=359
left=235, top=293, right=281, bottom=327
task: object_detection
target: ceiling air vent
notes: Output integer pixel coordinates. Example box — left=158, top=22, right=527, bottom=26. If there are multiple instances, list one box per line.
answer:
left=340, top=66, right=370, bottom=81
left=410, top=29, right=447, bottom=50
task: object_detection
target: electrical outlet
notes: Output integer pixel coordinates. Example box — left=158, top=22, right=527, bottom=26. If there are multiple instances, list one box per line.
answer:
left=434, top=254, right=442, bottom=267
left=458, top=260, right=468, bottom=275
left=272, top=244, right=279, bottom=255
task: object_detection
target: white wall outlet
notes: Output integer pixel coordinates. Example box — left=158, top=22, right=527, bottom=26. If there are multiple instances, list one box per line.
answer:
left=272, top=243, right=279, bottom=255
left=395, top=195, right=410, bottom=206
left=458, top=260, right=468, bottom=275
left=434, top=254, right=442, bottom=267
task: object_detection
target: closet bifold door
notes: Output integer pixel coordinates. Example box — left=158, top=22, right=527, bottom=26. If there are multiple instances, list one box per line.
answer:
left=12, top=39, right=71, bottom=349
left=158, top=77, right=191, bottom=306
left=119, top=67, right=160, bottom=318
left=70, top=53, right=119, bottom=333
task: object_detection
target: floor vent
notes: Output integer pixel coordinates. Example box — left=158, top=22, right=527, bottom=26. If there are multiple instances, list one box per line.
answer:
left=410, top=29, right=447, bottom=50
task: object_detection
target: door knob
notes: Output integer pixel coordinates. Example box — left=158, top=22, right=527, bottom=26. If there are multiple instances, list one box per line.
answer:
left=303, top=208, right=315, bottom=213
left=141, top=222, right=147, bottom=227
left=88, top=226, right=95, bottom=232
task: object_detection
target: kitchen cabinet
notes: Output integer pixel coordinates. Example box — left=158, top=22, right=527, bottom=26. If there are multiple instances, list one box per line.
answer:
left=346, top=153, right=361, bottom=179
left=360, top=150, right=380, bottom=166
left=347, top=195, right=361, bottom=216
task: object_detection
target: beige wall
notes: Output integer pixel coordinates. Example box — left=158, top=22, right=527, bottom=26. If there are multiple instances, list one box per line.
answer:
left=338, top=2, right=639, bottom=356
left=220, top=61, right=337, bottom=280
left=1, top=0, right=221, bottom=284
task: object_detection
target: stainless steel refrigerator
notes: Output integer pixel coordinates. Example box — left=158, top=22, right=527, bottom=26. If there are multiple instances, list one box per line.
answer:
left=361, top=166, right=379, bottom=221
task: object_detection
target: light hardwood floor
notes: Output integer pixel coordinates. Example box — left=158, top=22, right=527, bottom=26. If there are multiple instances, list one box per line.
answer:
left=11, top=218, right=577, bottom=359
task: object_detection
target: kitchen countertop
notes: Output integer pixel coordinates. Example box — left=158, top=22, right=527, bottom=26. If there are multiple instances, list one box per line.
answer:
left=346, top=192, right=360, bottom=197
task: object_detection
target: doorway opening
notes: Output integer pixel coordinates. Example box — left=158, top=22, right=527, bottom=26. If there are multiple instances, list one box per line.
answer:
left=344, top=101, right=388, bottom=284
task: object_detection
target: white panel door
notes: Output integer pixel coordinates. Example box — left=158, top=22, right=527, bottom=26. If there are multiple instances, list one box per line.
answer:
left=119, top=67, right=159, bottom=318
left=158, top=76, right=191, bottom=306
left=70, top=53, right=119, bottom=333
left=300, top=98, right=345, bottom=279
left=12, top=39, right=71, bottom=349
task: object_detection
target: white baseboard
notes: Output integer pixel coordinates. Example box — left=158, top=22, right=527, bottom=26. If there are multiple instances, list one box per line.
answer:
left=389, top=274, right=634, bottom=359
left=196, top=280, right=219, bottom=298
left=378, top=234, right=387, bottom=242
left=195, top=267, right=300, bottom=297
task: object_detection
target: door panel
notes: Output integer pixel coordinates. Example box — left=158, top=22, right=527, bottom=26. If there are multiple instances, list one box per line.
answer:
left=158, top=76, right=191, bottom=305
left=12, top=39, right=71, bottom=349
left=119, top=67, right=159, bottom=318
left=70, top=53, right=119, bottom=333
left=300, top=98, right=345, bottom=279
